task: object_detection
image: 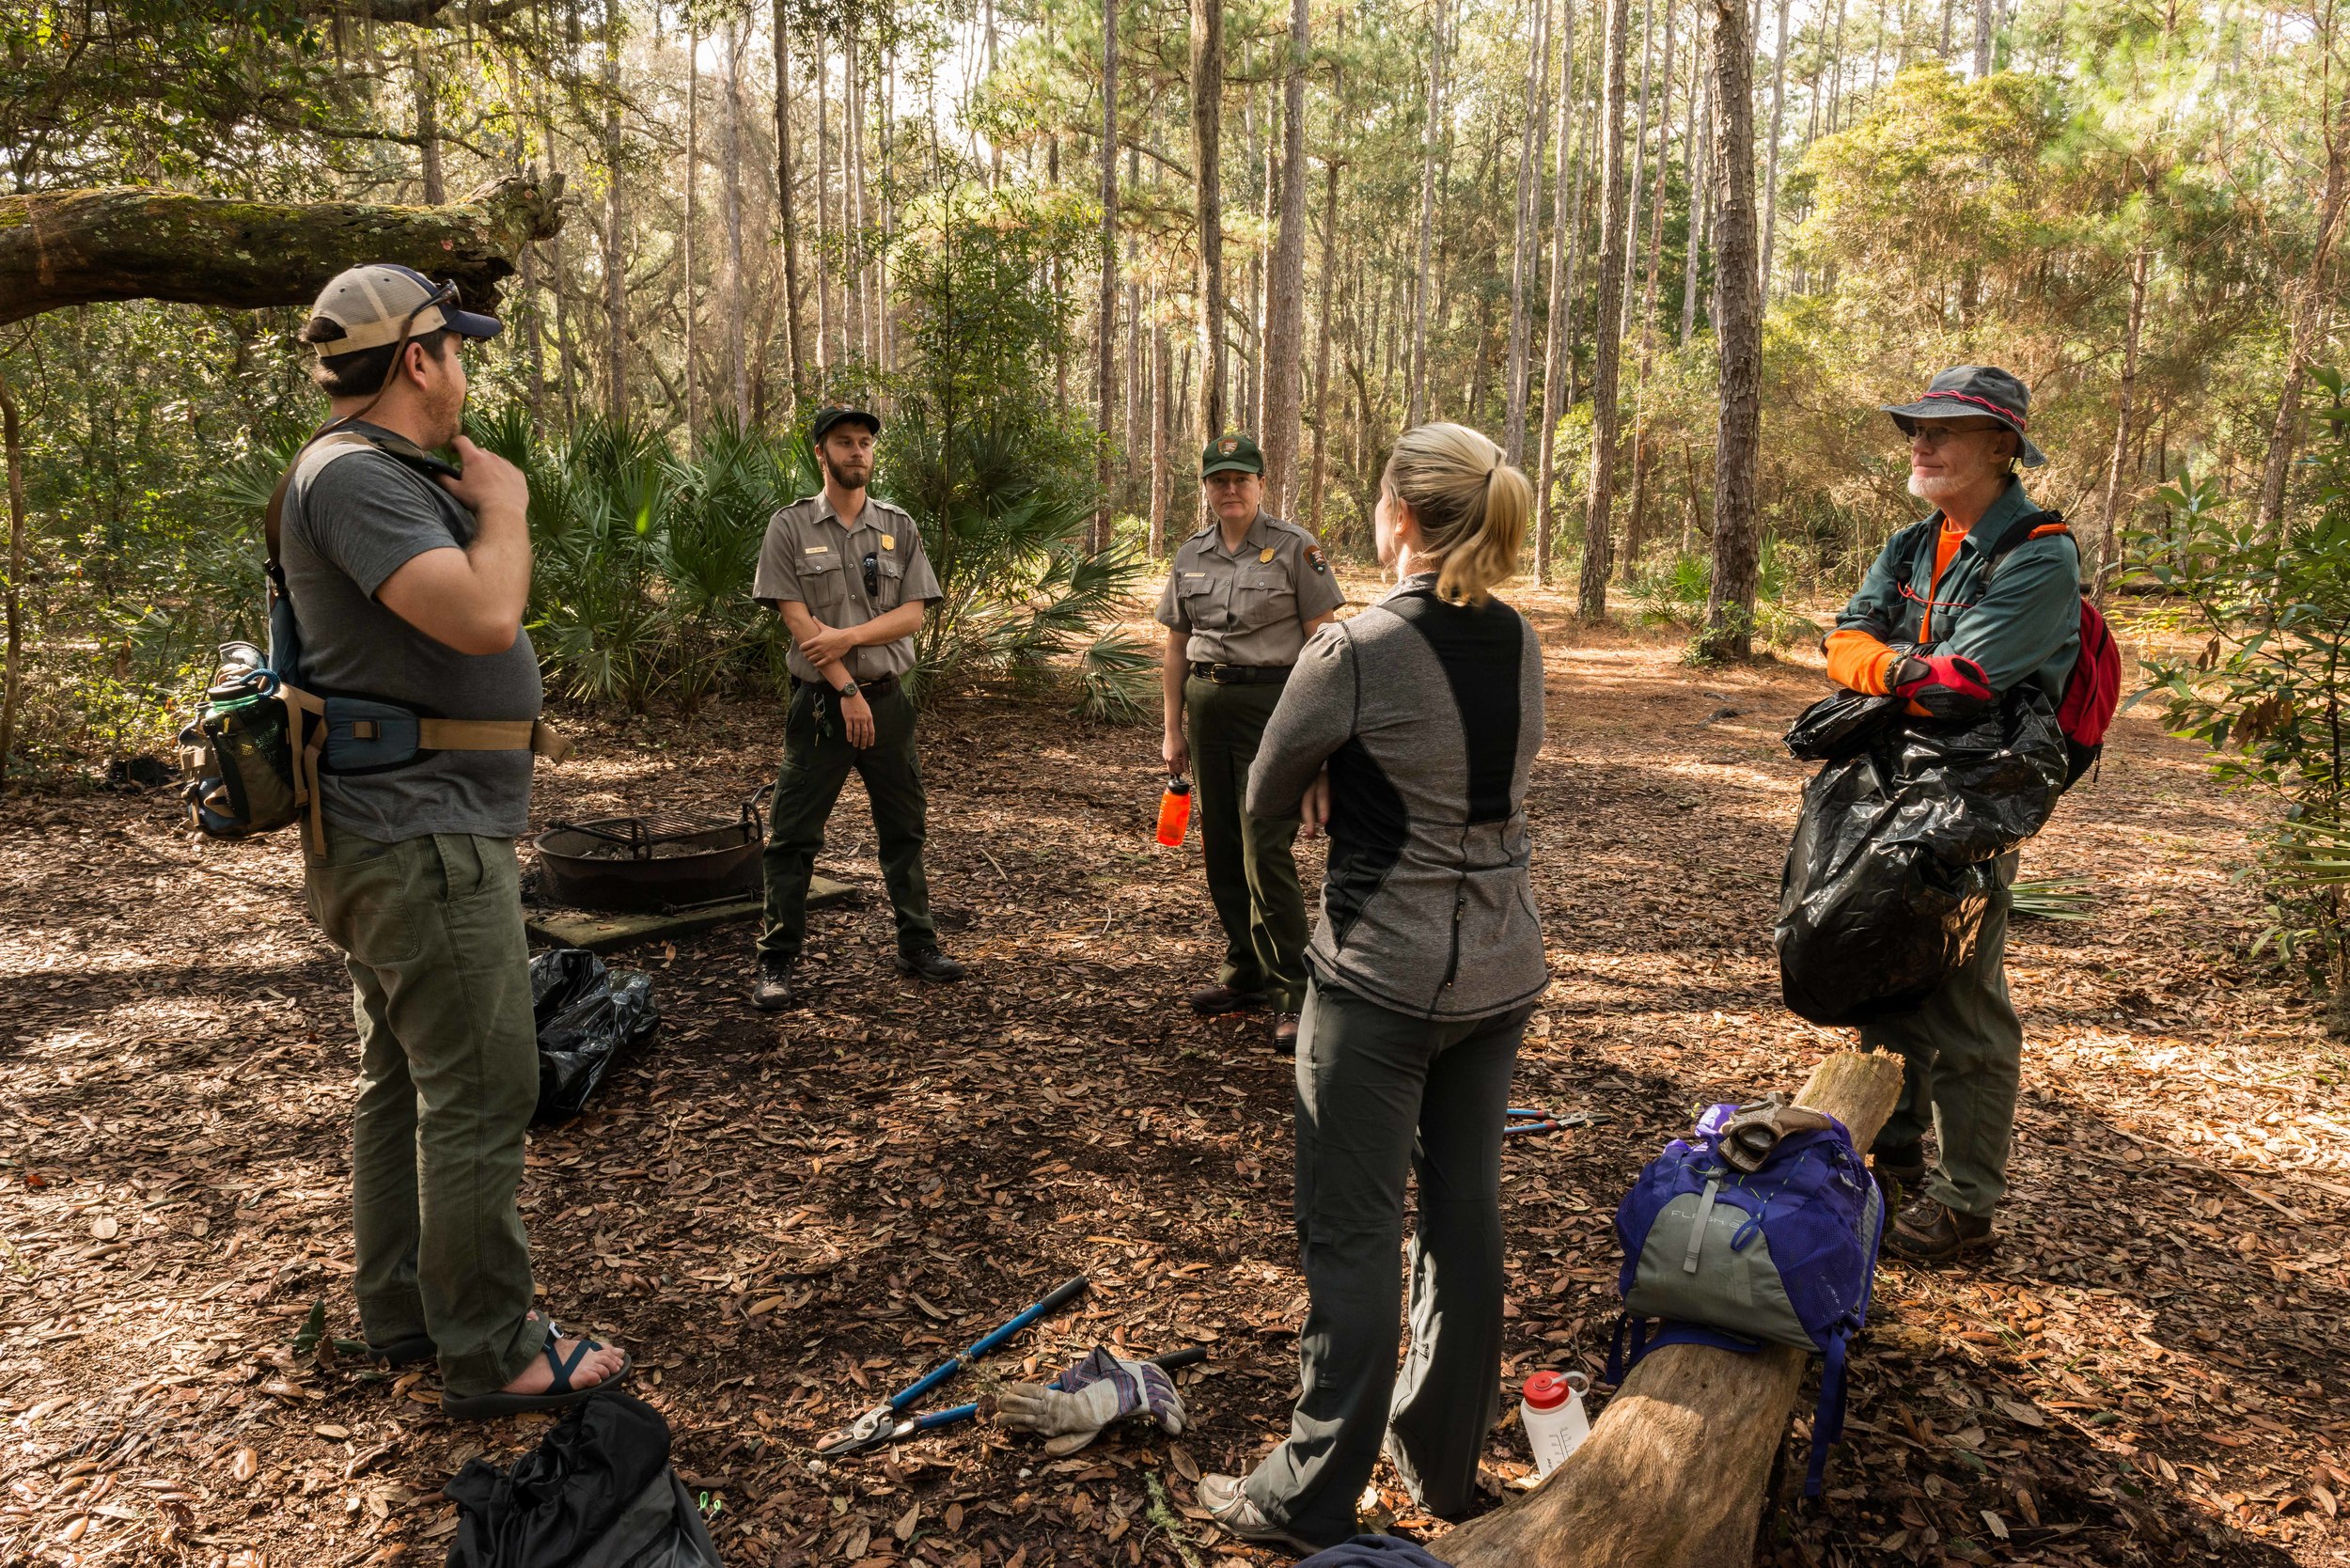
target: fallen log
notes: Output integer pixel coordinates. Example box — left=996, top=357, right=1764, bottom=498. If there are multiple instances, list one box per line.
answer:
left=0, top=172, right=563, bottom=327
left=1437, top=1048, right=1904, bottom=1568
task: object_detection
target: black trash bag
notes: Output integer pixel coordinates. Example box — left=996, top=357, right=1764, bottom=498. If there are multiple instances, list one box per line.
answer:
left=1784, top=689, right=1902, bottom=762
left=444, top=1389, right=720, bottom=1568
left=1777, top=691, right=2066, bottom=1027
left=529, top=948, right=660, bottom=1124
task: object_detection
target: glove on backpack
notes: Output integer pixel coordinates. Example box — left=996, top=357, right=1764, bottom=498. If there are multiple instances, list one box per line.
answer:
left=1608, top=1098, right=1885, bottom=1496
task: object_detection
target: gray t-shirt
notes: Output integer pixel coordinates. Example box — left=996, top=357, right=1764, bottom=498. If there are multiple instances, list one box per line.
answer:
left=279, top=425, right=542, bottom=841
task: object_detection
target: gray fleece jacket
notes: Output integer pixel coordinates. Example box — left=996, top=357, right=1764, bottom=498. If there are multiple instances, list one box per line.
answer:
left=1246, top=574, right=1549, bottom=1021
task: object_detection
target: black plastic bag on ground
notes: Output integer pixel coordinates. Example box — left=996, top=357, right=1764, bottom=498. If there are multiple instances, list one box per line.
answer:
left=444, top=1389, right=719, bottom=1568
left=1777, top=692, right=2066, bottom=1026
left=529, top=948, right=659, bottom=1124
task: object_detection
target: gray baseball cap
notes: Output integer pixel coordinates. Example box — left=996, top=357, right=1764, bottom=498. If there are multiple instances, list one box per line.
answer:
left=1879, top=365, right=2044, bottom=468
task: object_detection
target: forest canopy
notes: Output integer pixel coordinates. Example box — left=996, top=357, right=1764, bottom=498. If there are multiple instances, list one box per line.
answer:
left=0, top=0, right=2344, bottom=770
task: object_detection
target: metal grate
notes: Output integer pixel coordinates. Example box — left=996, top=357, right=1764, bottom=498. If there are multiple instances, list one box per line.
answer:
left=540, top=810, right=731, bottom=860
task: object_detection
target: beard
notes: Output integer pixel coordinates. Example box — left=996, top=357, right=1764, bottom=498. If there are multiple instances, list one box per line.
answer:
left=1909, top=447, right=1998, bottom=503
left=824, top=459, right=871, bottom=492
left=423, top=374, right=466, bottom=449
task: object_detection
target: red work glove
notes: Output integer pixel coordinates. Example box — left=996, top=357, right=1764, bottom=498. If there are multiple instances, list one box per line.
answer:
left=1893, top=653, right=1994, bottom=718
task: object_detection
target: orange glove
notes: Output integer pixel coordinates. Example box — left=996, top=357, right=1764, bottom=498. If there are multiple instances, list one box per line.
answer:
left=1823, top=628, right=1901, bottom=697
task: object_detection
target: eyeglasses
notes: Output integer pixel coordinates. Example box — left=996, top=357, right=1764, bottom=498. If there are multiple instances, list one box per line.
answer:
left=1893, top=417, right=2008, bottom=449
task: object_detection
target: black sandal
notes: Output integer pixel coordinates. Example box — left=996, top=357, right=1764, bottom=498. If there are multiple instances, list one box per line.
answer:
left=440, top=1324, right=632, bottom=1419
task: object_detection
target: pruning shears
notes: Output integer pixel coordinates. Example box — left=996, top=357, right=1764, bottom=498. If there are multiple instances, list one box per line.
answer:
left=1505, top=1106, right=1610, bottom=1137
left=817, top=1275, right=1091, bottom=1458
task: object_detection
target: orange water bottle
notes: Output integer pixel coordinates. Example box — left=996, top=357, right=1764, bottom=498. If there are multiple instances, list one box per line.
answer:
left=1155, top=776, right=1193, bottom=846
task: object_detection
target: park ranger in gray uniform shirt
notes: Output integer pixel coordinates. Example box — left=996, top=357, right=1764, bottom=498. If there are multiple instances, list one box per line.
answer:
left=749, top=404, right=964, bottom=1011
left=1157, top=431, right=1346, bottom=1053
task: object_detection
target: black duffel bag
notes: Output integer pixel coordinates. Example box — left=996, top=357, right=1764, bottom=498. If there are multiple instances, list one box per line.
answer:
left=1776, top=688, right=2066, bottom=1027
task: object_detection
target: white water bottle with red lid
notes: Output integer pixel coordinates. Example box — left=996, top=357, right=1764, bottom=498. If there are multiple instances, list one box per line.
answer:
left=1519, top=1369, right=1591, bottom=1478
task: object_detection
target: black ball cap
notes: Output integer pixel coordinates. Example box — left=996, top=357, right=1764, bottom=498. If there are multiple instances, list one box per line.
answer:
left=810, top=404, right=882, bottom=443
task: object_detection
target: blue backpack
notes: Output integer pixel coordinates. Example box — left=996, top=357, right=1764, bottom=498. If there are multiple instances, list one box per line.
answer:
left=1606, top=1099, right=1885, bottom=1495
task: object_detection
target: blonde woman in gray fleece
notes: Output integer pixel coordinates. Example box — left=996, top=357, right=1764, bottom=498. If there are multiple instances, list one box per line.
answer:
left=1198, top=422, right=1549, bottom=1552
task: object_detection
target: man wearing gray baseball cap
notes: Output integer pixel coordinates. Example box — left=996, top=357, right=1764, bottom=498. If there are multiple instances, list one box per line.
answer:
left=1819, top=364, right=2081, bottom=1266
left=281, top=264, right=628, bottom=1416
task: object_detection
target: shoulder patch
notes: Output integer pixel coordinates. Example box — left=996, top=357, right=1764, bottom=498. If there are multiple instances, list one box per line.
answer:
left=1307, top=545, right=1329, bottom=574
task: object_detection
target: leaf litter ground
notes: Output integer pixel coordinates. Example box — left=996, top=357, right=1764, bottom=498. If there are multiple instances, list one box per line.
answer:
left=2, top=585, right=2345, bottom=1568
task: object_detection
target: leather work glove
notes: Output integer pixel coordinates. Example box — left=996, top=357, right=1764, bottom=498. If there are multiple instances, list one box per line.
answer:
left=1893, top=653, right=1994, bottom=719
left=988, top=1347, right=1187, bottom=1456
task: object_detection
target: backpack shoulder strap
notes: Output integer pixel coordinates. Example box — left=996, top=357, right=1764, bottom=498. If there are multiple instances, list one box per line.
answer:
left=263, top=424, right=462, bottom=575
left=1983, top=509, right=2070, bottom=563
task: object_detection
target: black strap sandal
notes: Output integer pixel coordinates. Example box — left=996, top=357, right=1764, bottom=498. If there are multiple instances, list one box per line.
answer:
left=440, top=1323, right=633, bottom=1420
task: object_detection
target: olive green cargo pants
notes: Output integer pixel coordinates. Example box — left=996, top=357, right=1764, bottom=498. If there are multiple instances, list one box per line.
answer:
left=759, top=681, right=936, bottom=962
left=1186, top=674, right=1309, bottom=1011
left=1862, top=851, right=2023, bottom=1219
left=304, top=825, right=544, bottom=1400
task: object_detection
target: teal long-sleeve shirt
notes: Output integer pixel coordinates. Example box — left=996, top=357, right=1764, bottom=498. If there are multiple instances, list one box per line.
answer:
left=1833, top=477, right=2082, bottom=701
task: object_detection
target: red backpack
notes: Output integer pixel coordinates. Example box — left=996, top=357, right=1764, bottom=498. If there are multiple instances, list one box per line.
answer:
left=1941, top=510, right=2123, bottom=788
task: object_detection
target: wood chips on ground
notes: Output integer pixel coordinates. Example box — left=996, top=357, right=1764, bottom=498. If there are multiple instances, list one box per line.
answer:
left=2, top=584, right=2345, bottom=1568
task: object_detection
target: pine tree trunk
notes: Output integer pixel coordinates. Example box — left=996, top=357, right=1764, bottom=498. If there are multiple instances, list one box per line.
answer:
left=1152, top=314, right=1174, bottom=557
left=1973, top=0, right=1992, bottom=75
left=684, top=24, right=700, bottom=445
left=1096, top=0, right=1120, bottom=553
left=1261, top=0, right=1312, bottom=516
left=1758, top=0, right=1789, bottom=302
left=1619, top=0, right=1657, bottom=314
left=1192, top=0, right=1228, bottom=446
left=1504, top=0, right=1553, bottom=468
left=724, top=17, right=751, bottom=425
left=1699, top=0, right=1763, bottom=660
left=603, top=0, right=627, bottom=421
left=1679, top=47, right=1711, bottom=342
left=1534, top=0, right=1580, bottom=583
left=1576, top=0, right=1635, bottom=620
left=1308, top=155, right=1340, bottom=536
left=0, top=364, right=25, bottom=789
left=1409, top=0, right=1448, bottom=426
left=775, top=5, right=808, bottom=400
left=2094, top=241, right=2149, bottom=599
left=816, top=42, right=833, bottom=376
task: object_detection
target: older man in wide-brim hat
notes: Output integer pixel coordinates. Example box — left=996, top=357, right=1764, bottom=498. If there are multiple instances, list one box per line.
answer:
left=1820, top=365, right=2082, bottom=1264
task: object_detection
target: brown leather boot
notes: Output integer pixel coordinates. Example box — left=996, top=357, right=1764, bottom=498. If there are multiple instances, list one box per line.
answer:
left=1187, top=982, right=1268, bottom=1015
left=1886, top=1196, right=1994, bottom=1262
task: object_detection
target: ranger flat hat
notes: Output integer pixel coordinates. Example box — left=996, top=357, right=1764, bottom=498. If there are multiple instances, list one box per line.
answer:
left=1879, top=365, right=2045, bottom=467
left=1199, top=431, right=1265, bottom=478
left=302, top=263, right=501, bottom=354
left=810, top=404, right=882, bottom=442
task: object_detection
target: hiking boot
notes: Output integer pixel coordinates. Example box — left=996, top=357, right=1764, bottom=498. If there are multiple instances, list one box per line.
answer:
left=1195, top=1475, right=1324, bottom=1555
left=896, top=945, right=967, bottom=982
left=1872, top=1143, right=1927, bottom=1210
left=1885, top=1196, right=1994, bottom=1263
left=750, top=955, right=798, bottom=1011
left=1188, top=983, right=1268, bottom=1015
left=1272, top=1011, right=1301, bottom=1056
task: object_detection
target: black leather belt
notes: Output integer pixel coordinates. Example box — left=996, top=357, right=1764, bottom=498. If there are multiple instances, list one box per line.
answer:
left=1190, top=662, right=1292, bottom=685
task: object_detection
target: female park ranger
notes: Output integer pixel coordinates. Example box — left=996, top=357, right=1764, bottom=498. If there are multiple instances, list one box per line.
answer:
left=1196, top=422, right=1548, bottom=1552
left=1157, top=432, right=1346, bottom=1053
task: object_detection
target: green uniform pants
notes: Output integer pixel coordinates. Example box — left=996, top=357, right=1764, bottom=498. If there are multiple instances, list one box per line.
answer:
left=1186, top=674, right=1309, bottom=1011
left=1246, top=980, right=1532, bottom=1546
left=304, top=825, right=544, bottom=1400
left=760, top=681, right=935, bottom=962
left=1862, top=851, right=2022, bottom=1218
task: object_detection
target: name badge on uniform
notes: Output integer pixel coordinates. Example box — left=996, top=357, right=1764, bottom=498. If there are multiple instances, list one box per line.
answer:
left=1259, top=547, right=1277, bottom=563
left=880, top=533, right=896, bottom=551
left=805, top=544, right=831, bottom=555
left=1183, top=571, right=1207, bottom=579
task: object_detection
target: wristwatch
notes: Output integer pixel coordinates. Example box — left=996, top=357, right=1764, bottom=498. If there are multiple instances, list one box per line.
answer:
left=832, top=680, right=860, bottom=702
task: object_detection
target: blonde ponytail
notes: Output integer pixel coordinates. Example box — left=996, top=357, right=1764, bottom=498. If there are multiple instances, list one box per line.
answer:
left=1382, top=422, right=1530, bottom=606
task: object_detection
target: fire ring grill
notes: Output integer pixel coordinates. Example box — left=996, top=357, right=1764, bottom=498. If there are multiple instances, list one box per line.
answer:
left=535, top=786, right=773, bottom=913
